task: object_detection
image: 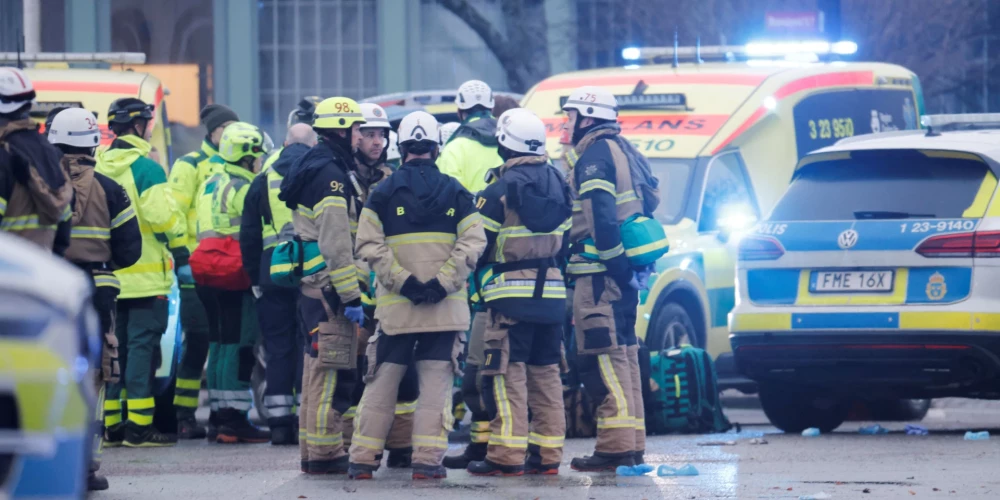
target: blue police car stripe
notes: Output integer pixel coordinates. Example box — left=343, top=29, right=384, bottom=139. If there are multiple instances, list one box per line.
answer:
left=791, top=312, right=899, bottom=329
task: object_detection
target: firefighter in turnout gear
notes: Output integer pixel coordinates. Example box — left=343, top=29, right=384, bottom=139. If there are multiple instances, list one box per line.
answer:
left=240, top=123, right=317, bottom=444
left=0, top=67, right=73, bottom=254
left=342, top=102, right=417, bottom=468
left=465, top=109, right=571, bottom=477
left=97, top=97, right=189, bottom=448
left=436, top=80, right=503, bottom=192
left=348, top=111, right=486, bottom=481
left=190, top=122, right=269, bottom=444
left=561, top=86, right=647, bottom=471
left=48, top=107, right=142, bottom=490
left=278, top=96, right=367, bottom=475
left=169, top=104, right=239, bottom=440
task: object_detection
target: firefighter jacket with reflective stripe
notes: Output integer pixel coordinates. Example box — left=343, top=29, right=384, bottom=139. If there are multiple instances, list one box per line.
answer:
left=195, top=159, right=255, bottom=242
left=475, top=155, right=570, bottom=324
left=280, top=139, right=363, bottom=305
left=566, top=128, right=642, bottom=283
left=241, top=143, right=308, bottom=287
left=436, top=113, right=502, bottom=193
left=169, top=139, right=220, bottom=251
left=96, top=135, right=188, bottom=299
left=62, top=154, right=141, bottom=275
left=0, top=118, right=73, bottom=252
left=355, top=157, right=486, bottom=334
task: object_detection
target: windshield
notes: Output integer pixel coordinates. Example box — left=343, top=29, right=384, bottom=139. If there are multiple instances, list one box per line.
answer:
left=648, top=158, right=695, bottom=225
left=770, top=151, right=991, bottom=221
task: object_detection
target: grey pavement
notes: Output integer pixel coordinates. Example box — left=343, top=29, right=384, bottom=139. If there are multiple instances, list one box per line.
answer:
left=92, top=400, right=1000, bottom=500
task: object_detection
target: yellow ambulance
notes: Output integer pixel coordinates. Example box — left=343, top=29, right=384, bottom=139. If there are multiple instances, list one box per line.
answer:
left=521, top=50, right=924, bottom=388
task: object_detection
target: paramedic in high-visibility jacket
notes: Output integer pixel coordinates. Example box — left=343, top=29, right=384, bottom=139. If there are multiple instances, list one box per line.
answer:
left=278, top=96, right=368, bottom=475
left=348, top=111, right=486, bottom=481
left=562, top=86, right=647, bottom=472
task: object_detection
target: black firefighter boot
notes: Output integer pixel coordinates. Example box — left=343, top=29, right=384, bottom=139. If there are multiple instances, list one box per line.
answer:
left=216, top=409, right=270, bottom=444
left=525, top=445, right=560, bottom=475
left=467, top=459, right=525, bottom=477
left=386, top=447, right=413, bottom=468
left=87, top=471, right=109, bottom=491
left=177, top=416, right=207, bottom=440
left=570, top=451, right=636, bottom=472
left=442, top=441, right=487, bottom=469
left=206, top=411, right=220, bottom=442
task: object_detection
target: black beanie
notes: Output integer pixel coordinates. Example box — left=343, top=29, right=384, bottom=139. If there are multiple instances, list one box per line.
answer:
left=200, top=104, right=240, bottom=133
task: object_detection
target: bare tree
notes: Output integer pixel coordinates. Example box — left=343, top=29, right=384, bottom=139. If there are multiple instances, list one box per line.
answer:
left=435, top=0, right=551, bottom=92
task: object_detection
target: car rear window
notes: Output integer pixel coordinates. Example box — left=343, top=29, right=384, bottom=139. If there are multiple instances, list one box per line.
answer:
left=770, top=150, right=992, bottom=221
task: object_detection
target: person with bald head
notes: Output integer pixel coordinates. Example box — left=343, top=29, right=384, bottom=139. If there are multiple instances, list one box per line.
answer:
left=238, top=124, right=317, bottom=444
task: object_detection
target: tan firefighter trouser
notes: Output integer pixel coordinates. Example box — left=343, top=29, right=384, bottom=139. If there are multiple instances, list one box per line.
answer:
left=298, top=353, right=347, bottom=462
left=573, top=275, right=638, bottom=457
left=348, top=331, right=461, bottom=468
left=481, top=314, right=565, bottom=466
left=464, top=312, right=490, bottom=446
left=344, top=398, right=416, bottom=450
left=626, top=344, right=645, bottom=452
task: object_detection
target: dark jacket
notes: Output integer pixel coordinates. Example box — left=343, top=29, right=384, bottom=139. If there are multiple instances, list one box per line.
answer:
left=355, top=158, right=486, bottom=334
left=475, top=155, right=571, bottom=324
left=241, top=143, right=311, bottom=287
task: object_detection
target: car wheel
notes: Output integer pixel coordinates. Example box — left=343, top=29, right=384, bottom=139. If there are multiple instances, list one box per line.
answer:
left=868, top=398, right=931, bottom=422
left=759, top=384, right=849, bottom=434
left=646, top=302, right=698, bottom=352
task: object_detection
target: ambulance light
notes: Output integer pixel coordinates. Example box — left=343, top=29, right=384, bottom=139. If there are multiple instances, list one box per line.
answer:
left=622, top=47, right=642, bottom=61
left=623, top=41, right=857, bottom=63
left=920, top=113, right=1000, bottom=130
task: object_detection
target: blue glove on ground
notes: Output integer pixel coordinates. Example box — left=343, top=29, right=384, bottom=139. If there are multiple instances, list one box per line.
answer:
left=177, top=264, right=194, bottom=285
left=344, top=305, right=365, bottom=325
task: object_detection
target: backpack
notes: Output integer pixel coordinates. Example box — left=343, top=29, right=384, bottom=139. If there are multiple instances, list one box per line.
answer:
left=269, top=237, right=325, bottom=287
left=190, top=236, right=251, bottom=290
left=644, top=345, right=731, bottom=435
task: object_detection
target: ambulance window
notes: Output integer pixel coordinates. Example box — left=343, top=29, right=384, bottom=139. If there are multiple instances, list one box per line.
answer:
left=699, top=154, right=757, bottom=232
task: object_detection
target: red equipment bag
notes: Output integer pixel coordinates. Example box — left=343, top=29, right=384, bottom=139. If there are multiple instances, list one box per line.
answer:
left=189, top=236, right=251, bottom=290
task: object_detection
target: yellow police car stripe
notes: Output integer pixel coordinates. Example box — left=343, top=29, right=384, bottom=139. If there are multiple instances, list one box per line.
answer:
left=730, top=313, right=792, bottom=332
left=963, top=173, right=997, bottom=218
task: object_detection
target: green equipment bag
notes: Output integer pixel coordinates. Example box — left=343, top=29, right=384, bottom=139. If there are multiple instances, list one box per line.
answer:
left=578, top=214, right=669, bottom=267
left=269, top=238, right=325, bottom=288
left=644, top=344, right=731, bottom=434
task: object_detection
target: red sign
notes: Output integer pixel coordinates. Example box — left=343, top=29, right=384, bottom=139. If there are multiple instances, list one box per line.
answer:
left=765, top=11, right=822, bottom=33
left=543, top=114, right=730, bottom=138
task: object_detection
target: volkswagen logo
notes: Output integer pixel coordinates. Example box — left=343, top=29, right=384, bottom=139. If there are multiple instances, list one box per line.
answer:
left=838, top=229, right=859, bottom=249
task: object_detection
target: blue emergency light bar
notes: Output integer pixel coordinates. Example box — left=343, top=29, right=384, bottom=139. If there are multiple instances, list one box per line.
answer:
left=622, top=40, right=857, bottom=62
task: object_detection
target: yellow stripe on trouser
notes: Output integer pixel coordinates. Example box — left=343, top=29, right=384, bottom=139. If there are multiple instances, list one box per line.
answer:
left=494, top=375, right=512, bottom=437
left=307, top=432, right=343, bottom=445
left=395, top=401, right=417, bottom=415
left=128, top=397, right=155, bottom=426
left=596, top=354, right=631, bottom=429
left=413, top=434, right=449, bottom=449
left=343, top=406, right=357, bottom=419
left=104, top=399, right=122, bottom=426
left=528, top=432, right=565, bottom=448
left=315, top=369, right=336, bottom=445
left=352, top=433, right=385, bottom=450
left=471, top=420, right=491, bottom=443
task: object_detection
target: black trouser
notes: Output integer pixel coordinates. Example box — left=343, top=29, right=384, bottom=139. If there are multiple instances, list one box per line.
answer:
left=257, top=285, right=303, bottom=427
left=197, top=286, right=258, bottom=417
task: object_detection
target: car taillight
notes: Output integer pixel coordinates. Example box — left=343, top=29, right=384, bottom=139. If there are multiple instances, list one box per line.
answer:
left=738, top=235, right=785, bottom=261
left=916, top=230, right=1000, bottom=258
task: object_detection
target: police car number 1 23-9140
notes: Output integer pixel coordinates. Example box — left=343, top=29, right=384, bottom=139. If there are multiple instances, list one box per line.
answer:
left=810, top=270, right=894, bottom=293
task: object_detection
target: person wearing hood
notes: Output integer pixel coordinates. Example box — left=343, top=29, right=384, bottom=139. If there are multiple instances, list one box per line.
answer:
left=347, top=111, right=486, bottom=481
left=277, top=96, right=368, bottom=475
left=463, top=109, right=571, bottom=477
left=436, top=80, right=502, bottom=193
left=48, top=107, right=142, bottom=491
left=239, top=123, right=317, bottom=445
left=341, top=103, right=417, bottom=469
left=562, top=86, right=646, bottom=472
left=96, top=97, right=188, bottom=448
left=0, top=67, right=73, bottom=254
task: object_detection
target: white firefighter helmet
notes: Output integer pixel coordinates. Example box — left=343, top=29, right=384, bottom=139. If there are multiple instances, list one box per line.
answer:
left=562, top=85, right=618, bottom=121
left=0, top=67, right=35, bottom=114
left=397, top=111, right=440, bottom=146
left=387, top=130, right=400, bottom=161
left=439, top=122, right=460, bottom=145
left=496, top=108, right=547, bottom=155
left=47, top=107, right=102, bottom=148
left=456, top=79, right=494, bottom=111
left=358, top=102, right=391, bottom=129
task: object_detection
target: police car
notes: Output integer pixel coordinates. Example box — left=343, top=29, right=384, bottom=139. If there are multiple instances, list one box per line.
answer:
left=730, top=114, right=1000, bottom=432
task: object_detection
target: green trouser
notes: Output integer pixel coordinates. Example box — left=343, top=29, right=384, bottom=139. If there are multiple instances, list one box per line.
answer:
left=174, top=284, right=210, bottom=419
left=105, top=296, right=169, bottom=427
left=198, top=286, right=259, bottom=416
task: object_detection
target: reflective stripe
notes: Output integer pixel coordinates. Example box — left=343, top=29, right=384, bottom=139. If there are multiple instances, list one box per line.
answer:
left=579, top=179, right=615, bottom=196
left=220, top=400, right=253, bottom=411
left=343, top=406, right=357, bottom=420
left=229, top=216, right=242, bottom=226
left=482, top=283, right=567, bottom=301
left=457, top=213, right=481, bottom=234
left=268, top=407, right=293, bottom=417
left=94, top=275, right=120, bottom=288
left=173, top=395, right=199, bottom=408
left=352, top=433, right=385, bottom=450
left=315, top=112, right=363, bottom=119
left=616, top=190, right=639, bottom=205
left=596, top=417, right=635, bottom=429
left=307, top=432, right=343, bottom=445
left=175, top=378, right=201, bottom=390
left=488, top=434, right=529, bottom=449
left=386, top=232, right=456, bottom=247
left=104, top=413, right=122, bottom=426
left=597, top=354, right=629, bottom=418
left=528, top=432, right=565, bottom=448
left=262, top=234, right=279, bottom=248
left=598, top=243, right=625, bottom=260
left=566, top=261, right=606, bottom=275
left=360, top=207, right=382, bottom=229
left=61, top=204, right=72, bottom=222
left=625, top=238, right=670, bottom=258
left=104, top=399, right=122, bottom=411
left=71, top=226, right=110, bottom=239
left=111, top=206, right=136, bottom=229
left=128, top=412, right=153, bottom=425
left=634, top=418, right=646, bottom=431
left=412, top=434, right=449, bottom=449
left=395, top=400, right=417, bottom=415
left=317, top=369, right=337, bottom=440
left=0, top=215, right=56, bottom=231
left=264, top=395, right=295, bottom=406
left=481, top=215, right=502, bottom=232
left=198, top=230, right=239, bottom=241
left=128, top=397, right=156, bottom=411
left=0, top=196, right=6, bottom=216
left=493, top=375, right=513, bottom=437
left=377, top=290, right=465, bottom=307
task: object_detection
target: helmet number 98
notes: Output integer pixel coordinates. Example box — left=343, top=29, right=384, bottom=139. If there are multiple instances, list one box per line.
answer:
left=334, top=102, right=352, bottom=113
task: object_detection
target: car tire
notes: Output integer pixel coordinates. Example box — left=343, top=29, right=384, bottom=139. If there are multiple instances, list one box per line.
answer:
left=645, top=302, right=698, bottom=352
left=759, top=384, right=849, bottom=434
left=868, top=398, right=931, bottom=422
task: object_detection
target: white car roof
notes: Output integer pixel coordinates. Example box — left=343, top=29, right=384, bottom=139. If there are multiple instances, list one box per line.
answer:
left=813, top=129, right=1000, bottom=163
left=0, top=232, right=91, bottom=314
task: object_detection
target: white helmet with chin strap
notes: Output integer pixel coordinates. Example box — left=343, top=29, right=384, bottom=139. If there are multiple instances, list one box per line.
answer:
left=456, top=80, right=494, bottom=111
left=47, top=108, right=102, bottom=148
left=0, top=67, right=35, bottom=115
left=496, top=108, right=546, bottom=155
left=358, top=103, right=391, bottom=130
left=561, top=85, right=618, bottom=121
left=397, top=111, right=440, bottom=146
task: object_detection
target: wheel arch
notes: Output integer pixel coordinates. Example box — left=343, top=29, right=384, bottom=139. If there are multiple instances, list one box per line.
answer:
left=639, top=268, right=711, bottom=348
